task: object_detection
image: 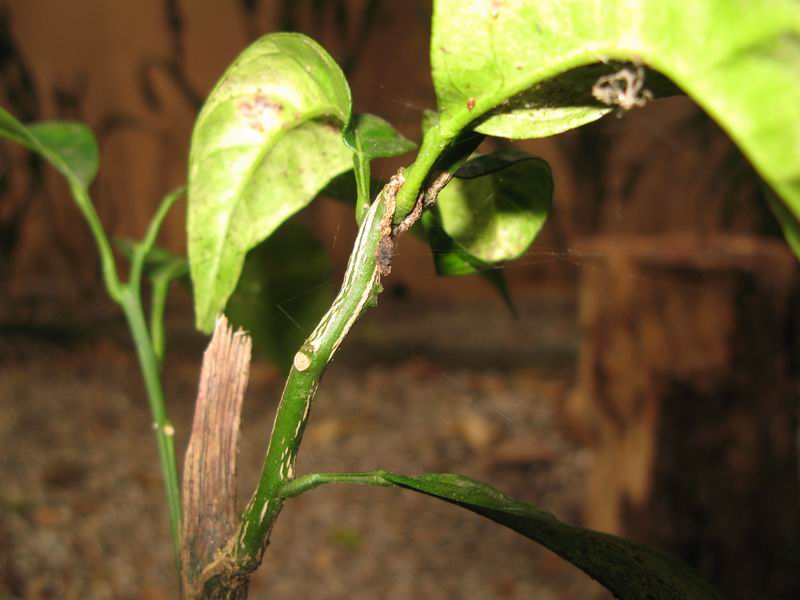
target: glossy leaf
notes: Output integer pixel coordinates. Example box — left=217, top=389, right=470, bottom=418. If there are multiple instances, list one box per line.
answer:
left=477, top=63, right=677, bottom=139
left=431, top=0, right=800, bottom=227
left=383, top=472, right=723, bottom=600
left=225, top=221, right=332, bottom=373
left=188, top=33, right=353, bottom=332
left=436, top=151, right=552, bottom=263
left=0, top=106, right=99, bottom=188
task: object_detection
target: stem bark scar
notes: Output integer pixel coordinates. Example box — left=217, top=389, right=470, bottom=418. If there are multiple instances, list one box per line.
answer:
left=293, top=351, right=311, bottom=372
left=394, top=170, right=452, bottom=236
left=376, top=171, right=405, bottom=278
left=377, top=169, right=455, bottom=279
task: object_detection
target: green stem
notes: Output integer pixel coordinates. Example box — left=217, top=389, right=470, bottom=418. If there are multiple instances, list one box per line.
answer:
left=393, top=125, right=450, bottom=221
left=69, top=182, right=124, bottom=302
left=149, top=261, right=189, bottom=367
left=114, top=188, right=185, bottom=570
left=353, top=153, right=371, bottom=224
left=66, top=176, right=183, bottom=577
left=232, top=184, right=395, bottom=571
left=394, top=109, right=491, bottom=222
left=130, top=187, right=185, bottom=291
left=149, top=276, right=170, bottom=366
left=120, top=287, right=182, bottom=571
left=148, top=258, right=187, bottom=366
left=279, top=471, right=393, bottom=498
left=230, top=122, right=480, bottom=574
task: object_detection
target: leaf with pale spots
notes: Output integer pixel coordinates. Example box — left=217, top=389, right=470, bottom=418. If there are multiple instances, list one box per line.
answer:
left=188, top=33, right=353, bottom=332
left=431, top=0, right=800, bottom=258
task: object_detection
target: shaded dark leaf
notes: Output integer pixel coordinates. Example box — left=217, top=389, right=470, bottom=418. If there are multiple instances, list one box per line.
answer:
left=225, top=221, right=332, bottom=373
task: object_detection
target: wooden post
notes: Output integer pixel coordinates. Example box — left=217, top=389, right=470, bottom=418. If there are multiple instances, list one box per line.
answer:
left=566, top=234, right=799, bottom=599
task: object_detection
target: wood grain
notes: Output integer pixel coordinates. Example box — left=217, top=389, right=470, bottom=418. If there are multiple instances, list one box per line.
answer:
left=182, top=316, right=251, bottom=598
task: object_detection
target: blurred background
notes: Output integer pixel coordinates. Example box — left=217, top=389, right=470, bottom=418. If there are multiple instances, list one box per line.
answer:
left=1, top=1, right=798, bottom=599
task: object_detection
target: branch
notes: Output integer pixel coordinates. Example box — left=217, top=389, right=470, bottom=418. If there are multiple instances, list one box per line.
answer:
left=229, top=171, right=404, bottom=574
left=196, top=132, right=479, bottom=593
left=224, top=137, right=480, bottom=579
left=129, top=186, right=185, bottom=291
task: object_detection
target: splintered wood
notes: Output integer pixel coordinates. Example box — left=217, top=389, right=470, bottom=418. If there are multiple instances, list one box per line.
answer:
left=181, top=317, right=251, bottom=594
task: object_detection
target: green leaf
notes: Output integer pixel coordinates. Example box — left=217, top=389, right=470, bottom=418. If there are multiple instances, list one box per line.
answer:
left=188, top=33, right=353, bottom=332
left=343, top=113, right=416, bottom=222
left=431, top=0, right=800, bottom=240
left=321, top=171, right=517, bottom=307
left=282, top=469, right=722, bottom=600
left=436, top=150, right=552, bottom=263
left=0, top=106, right=99, bottom=188
left=322, top=171, right=383, bottom=206
left=421, top=210, right=515, bottom=313
left=0, top=106, right=123, bottom=299
left=477, top=63, right=677, bottom=139
left=343, top=113, right=416, bottom=161
left=478, top=64, right=614, bottom=138
left=383, top=472, right=723, bottom=600
left=454, top=147, right=543, bottom=179
left=224, top=221, right=332, bottom=373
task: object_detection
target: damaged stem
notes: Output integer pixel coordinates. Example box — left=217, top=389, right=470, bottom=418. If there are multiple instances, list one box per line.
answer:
left=195, top=125, right=471, bottom=595
left=232, top=162, right=454, bottom=568
left=231, top=172, right=404, bottom=574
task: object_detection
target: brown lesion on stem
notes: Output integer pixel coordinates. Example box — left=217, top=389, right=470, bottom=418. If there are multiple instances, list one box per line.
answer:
left=376, top=169, right=455, bottom=278
left=181, top=316, right=252, bottom=599
left=394, top=170, right=452, bottom=236
left=375, top=170, right=405, bottom=278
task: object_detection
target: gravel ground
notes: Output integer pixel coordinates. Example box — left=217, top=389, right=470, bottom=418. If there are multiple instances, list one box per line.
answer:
left=1, top=298, right=611, bottom=599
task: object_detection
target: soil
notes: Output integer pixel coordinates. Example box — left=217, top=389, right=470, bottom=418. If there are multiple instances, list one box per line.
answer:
left=1, top=294, right=611, bottom=599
